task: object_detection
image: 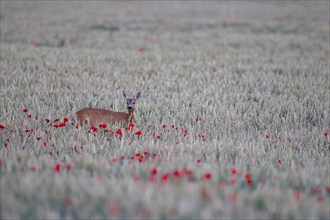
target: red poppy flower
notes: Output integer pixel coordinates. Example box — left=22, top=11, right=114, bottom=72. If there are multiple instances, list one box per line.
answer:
left=150, top=167, right=157, bottom=175
left=45, top=118, right=50, bottom=123
left=116, top=129, right=122, bottom=136
left=231, top=168, right=238, bottom=175
left=71, top=146, right=77, bottom=153
left=63, top=117, right=69, bottom=123
left=246, top=178, right=253, bottom=185
left=266, top=134, right=269, bottom=139
left=128, top=123, right=134, bottom=129
left=197, top=159, right=201, bottom=163
left=23, top=108, right=28, bottom=113
left=54, top=163, right=61, bottom=173
left=203, top=172, right=212, bottom=180
left=161, top=173, right=170, bottom=182
left=277, top=159, right=282, bottom=164
left=0, top=124, right=5, bottom=129
left=135, top=130, right=142, bottom=136
left=173, top=169, right=181, bottom=178
left=99, top=124, right=107, bottom=129
left=324, top=132, right=329, bottom=137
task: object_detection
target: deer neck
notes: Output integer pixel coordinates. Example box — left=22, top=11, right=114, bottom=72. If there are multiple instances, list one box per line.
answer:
left=128, top=109, right=134, bottom=124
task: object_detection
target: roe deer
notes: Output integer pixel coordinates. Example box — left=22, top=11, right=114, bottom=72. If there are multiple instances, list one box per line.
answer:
left=75, top=91, right=141, bottom=127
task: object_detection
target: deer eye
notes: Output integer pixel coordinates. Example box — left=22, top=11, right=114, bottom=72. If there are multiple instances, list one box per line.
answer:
left=133, top=102, right=135, bottom=104
left=127, top=101, right=129, bottom=104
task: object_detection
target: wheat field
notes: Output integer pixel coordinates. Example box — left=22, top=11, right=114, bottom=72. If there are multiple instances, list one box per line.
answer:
left=0, top=1, right=329, bottom=219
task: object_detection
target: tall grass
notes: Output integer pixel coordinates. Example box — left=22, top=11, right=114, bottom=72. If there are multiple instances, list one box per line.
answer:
left=0, top=1, right=329, bottom=219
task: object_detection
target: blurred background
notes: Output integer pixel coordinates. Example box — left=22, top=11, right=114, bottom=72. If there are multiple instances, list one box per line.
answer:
left=1, top=1, right=329, bottom=54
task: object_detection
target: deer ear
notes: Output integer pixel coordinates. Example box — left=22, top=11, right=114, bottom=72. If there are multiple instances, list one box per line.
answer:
left=136, top=91, right=141, bottom=99
left=122, top=91, right=127, bottom=98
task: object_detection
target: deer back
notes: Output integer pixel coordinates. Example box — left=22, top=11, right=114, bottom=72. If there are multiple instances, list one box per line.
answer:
left=75, top=108, right=128, bottom=126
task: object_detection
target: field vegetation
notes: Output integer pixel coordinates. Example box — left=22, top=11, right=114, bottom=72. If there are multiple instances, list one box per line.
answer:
left=0, top=1, right=329, bottom=219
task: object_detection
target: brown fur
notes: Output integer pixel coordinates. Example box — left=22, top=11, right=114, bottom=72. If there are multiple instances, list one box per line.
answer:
left=75, top=108, right=134, bottom=127
left=76, top=91, right=140, bottom=127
